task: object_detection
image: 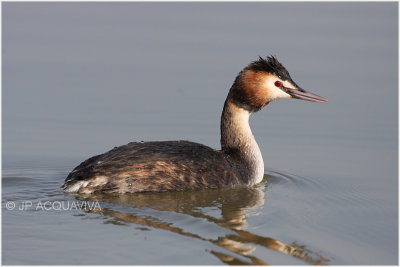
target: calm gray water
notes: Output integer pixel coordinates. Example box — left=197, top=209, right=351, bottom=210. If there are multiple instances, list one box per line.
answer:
left=2, top=2, right=398, bottom=265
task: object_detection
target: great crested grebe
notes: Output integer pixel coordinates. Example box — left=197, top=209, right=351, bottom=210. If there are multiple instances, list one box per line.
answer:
left=62, top=56, right=327, bottom=194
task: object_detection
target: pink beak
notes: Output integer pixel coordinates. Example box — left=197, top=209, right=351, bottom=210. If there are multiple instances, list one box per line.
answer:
left=282, top=86, right=328, bottom=103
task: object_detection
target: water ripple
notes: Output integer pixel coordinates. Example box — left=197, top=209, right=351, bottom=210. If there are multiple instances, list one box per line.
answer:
left=265, top=169, right=322, bottom=190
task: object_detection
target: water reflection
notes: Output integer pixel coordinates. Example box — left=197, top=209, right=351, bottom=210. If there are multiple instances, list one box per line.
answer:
left=74, top=175, right=329, bottom=265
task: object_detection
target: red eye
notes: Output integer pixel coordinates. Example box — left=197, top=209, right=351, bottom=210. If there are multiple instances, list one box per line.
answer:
left=274, top=81, right=282, bottom=87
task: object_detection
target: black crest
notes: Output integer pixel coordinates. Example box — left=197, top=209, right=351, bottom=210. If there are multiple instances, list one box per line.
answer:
left=247, top=56, right=292, bottom=81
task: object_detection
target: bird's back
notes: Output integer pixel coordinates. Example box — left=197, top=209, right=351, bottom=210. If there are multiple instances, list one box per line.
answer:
left=63, top=141, right=246, bottom=193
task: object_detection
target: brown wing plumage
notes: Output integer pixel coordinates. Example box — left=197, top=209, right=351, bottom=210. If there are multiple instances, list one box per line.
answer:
left=62, top=141, right=248, bottom=193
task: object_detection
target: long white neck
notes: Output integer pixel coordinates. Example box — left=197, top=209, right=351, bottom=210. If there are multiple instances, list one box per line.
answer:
left=220, top=99, right=264, bottom=185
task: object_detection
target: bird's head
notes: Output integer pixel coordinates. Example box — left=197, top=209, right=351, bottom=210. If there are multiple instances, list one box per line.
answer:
left=228, top=56, right=327, bottom=112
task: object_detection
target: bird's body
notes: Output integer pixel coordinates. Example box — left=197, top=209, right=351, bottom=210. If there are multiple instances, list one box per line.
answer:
left=63, top=141, right=248, bottom=194
left=62, top=56, right=327, bottom=194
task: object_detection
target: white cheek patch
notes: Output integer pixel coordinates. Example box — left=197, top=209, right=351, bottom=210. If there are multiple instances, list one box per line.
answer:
left=263, top=77, right=292, bottom=100
left=271, top=86, right=292, bottom=100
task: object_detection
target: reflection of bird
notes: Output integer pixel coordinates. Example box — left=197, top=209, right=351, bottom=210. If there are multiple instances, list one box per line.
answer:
left=62, top=56, right=327, bottom=194
left=76, top=183, right=330, bottom=265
